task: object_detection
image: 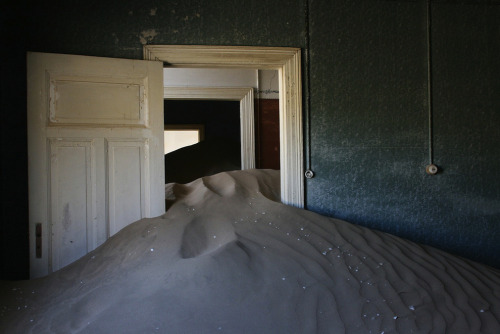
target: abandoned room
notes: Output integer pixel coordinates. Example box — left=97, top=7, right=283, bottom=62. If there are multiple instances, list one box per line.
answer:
left=1, top=0, right=499, bottom=333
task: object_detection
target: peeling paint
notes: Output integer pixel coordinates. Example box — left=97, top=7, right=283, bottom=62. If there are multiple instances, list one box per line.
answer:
left=258, top=70, right=279, bottom=99
left=181, top=13, right=201, bottom=22
left=111, top=33, right=119, bottom=45
left=139, top=29, right=158, bottom=45
left=62, top=203, right=71, bottom=231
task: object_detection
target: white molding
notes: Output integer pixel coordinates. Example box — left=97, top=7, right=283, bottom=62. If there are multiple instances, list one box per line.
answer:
left=164, top=86, right=255, bottom=170
left=145, top=45, right=303, bottom=208
left=164, top=86, right=249, bottom=100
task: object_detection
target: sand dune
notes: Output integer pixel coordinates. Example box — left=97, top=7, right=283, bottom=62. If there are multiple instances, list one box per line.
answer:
left=1, top=169, right=499, bottom=333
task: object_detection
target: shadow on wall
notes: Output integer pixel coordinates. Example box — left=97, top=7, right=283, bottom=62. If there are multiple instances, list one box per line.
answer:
left=164, top=137, right=241, bottom=185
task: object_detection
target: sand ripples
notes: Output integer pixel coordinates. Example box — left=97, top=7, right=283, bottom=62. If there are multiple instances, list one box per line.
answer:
left=1, top=170, right=499, bottom=333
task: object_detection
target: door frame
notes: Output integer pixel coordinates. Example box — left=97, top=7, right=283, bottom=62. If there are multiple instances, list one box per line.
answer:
left=164, top=86, right=255, bottom=170
left=145, top=45, right=304, bottom=207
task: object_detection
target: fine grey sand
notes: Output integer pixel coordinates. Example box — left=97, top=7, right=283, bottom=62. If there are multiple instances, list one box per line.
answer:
left=1, top=169, right=499, bottom=333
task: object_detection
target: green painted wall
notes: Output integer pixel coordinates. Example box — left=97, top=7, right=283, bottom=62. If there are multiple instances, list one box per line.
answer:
left=307, top=0, right=500, bottom=267
left=1, top=0, right=499, bottom=279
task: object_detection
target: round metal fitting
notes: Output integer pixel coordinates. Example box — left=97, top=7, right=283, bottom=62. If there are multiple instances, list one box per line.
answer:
left=305, top=170, right=315, bottom=179
left=426, top=164, right=439, bottom=175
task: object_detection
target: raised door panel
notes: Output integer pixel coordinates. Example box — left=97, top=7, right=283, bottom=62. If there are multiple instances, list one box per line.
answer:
left=107, top=139, right=150, bottom=236
left=48, top=73, right=148, bottom=127
left=48, top=139, right=96, bottom=272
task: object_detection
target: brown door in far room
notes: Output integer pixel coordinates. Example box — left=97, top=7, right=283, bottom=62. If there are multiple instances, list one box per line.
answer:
left=255, top=99, right=280, bottom=170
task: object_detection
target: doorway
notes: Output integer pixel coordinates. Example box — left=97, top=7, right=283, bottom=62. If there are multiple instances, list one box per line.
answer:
left=164, top=99, right=241, bottom=184
left=145, top=45, right=304, bottom=208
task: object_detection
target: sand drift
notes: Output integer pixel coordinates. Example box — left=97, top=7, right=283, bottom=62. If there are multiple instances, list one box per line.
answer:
left=1, top=170, right=499, bottom=333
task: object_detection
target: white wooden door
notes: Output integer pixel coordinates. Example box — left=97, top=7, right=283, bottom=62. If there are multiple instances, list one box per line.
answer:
left=27, top=52, right=165, bottom=278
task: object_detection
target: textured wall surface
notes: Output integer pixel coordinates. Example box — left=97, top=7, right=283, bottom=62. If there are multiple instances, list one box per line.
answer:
left=307, top=0, right=500, bottom=267
left=1, top=0, right=499, bottom=279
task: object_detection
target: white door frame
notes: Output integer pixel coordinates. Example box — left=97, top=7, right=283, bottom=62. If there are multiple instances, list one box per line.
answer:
left=164, top=86, right=255, bottom=170
left=145, top=45, right=304, bottom=207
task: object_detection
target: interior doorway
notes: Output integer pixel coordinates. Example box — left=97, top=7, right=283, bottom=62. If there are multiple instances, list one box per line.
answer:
left=163, top=86, right=255, bottom=170
left=146, top=45, right=304, bottom=207
left=163, top=99, right=241, bottom=184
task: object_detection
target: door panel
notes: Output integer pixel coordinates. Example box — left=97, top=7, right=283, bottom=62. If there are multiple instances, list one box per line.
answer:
left=28, top=52, right=164, bottom=278
left=107, top=139, right=150, bottom=236
left=49, top=139, right=96, bottom=271
left=48, top=73, right=148, bottom=126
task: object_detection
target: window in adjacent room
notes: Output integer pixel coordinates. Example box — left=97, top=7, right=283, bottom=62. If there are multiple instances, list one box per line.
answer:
left=164, top=124, right=205, bottom=154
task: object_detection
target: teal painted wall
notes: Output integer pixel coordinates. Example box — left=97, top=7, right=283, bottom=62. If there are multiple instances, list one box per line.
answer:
left=307, top=0, right=500, bottom=267
left=1, top=0, right=499, bottom=279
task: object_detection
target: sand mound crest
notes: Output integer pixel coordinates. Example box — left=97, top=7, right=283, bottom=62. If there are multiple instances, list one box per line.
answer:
left=201, top=172, right=238, bottom=198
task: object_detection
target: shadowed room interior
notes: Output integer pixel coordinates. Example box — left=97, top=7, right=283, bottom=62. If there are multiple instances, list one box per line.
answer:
left=163, top=99, right=242, bottom=184
left=1, top=0, right=499, bottom=282
left=1, top=1, right=500, bottom=332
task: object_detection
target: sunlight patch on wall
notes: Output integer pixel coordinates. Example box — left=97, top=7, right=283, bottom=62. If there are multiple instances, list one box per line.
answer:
left=164, top=124, right=204, bottom=154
